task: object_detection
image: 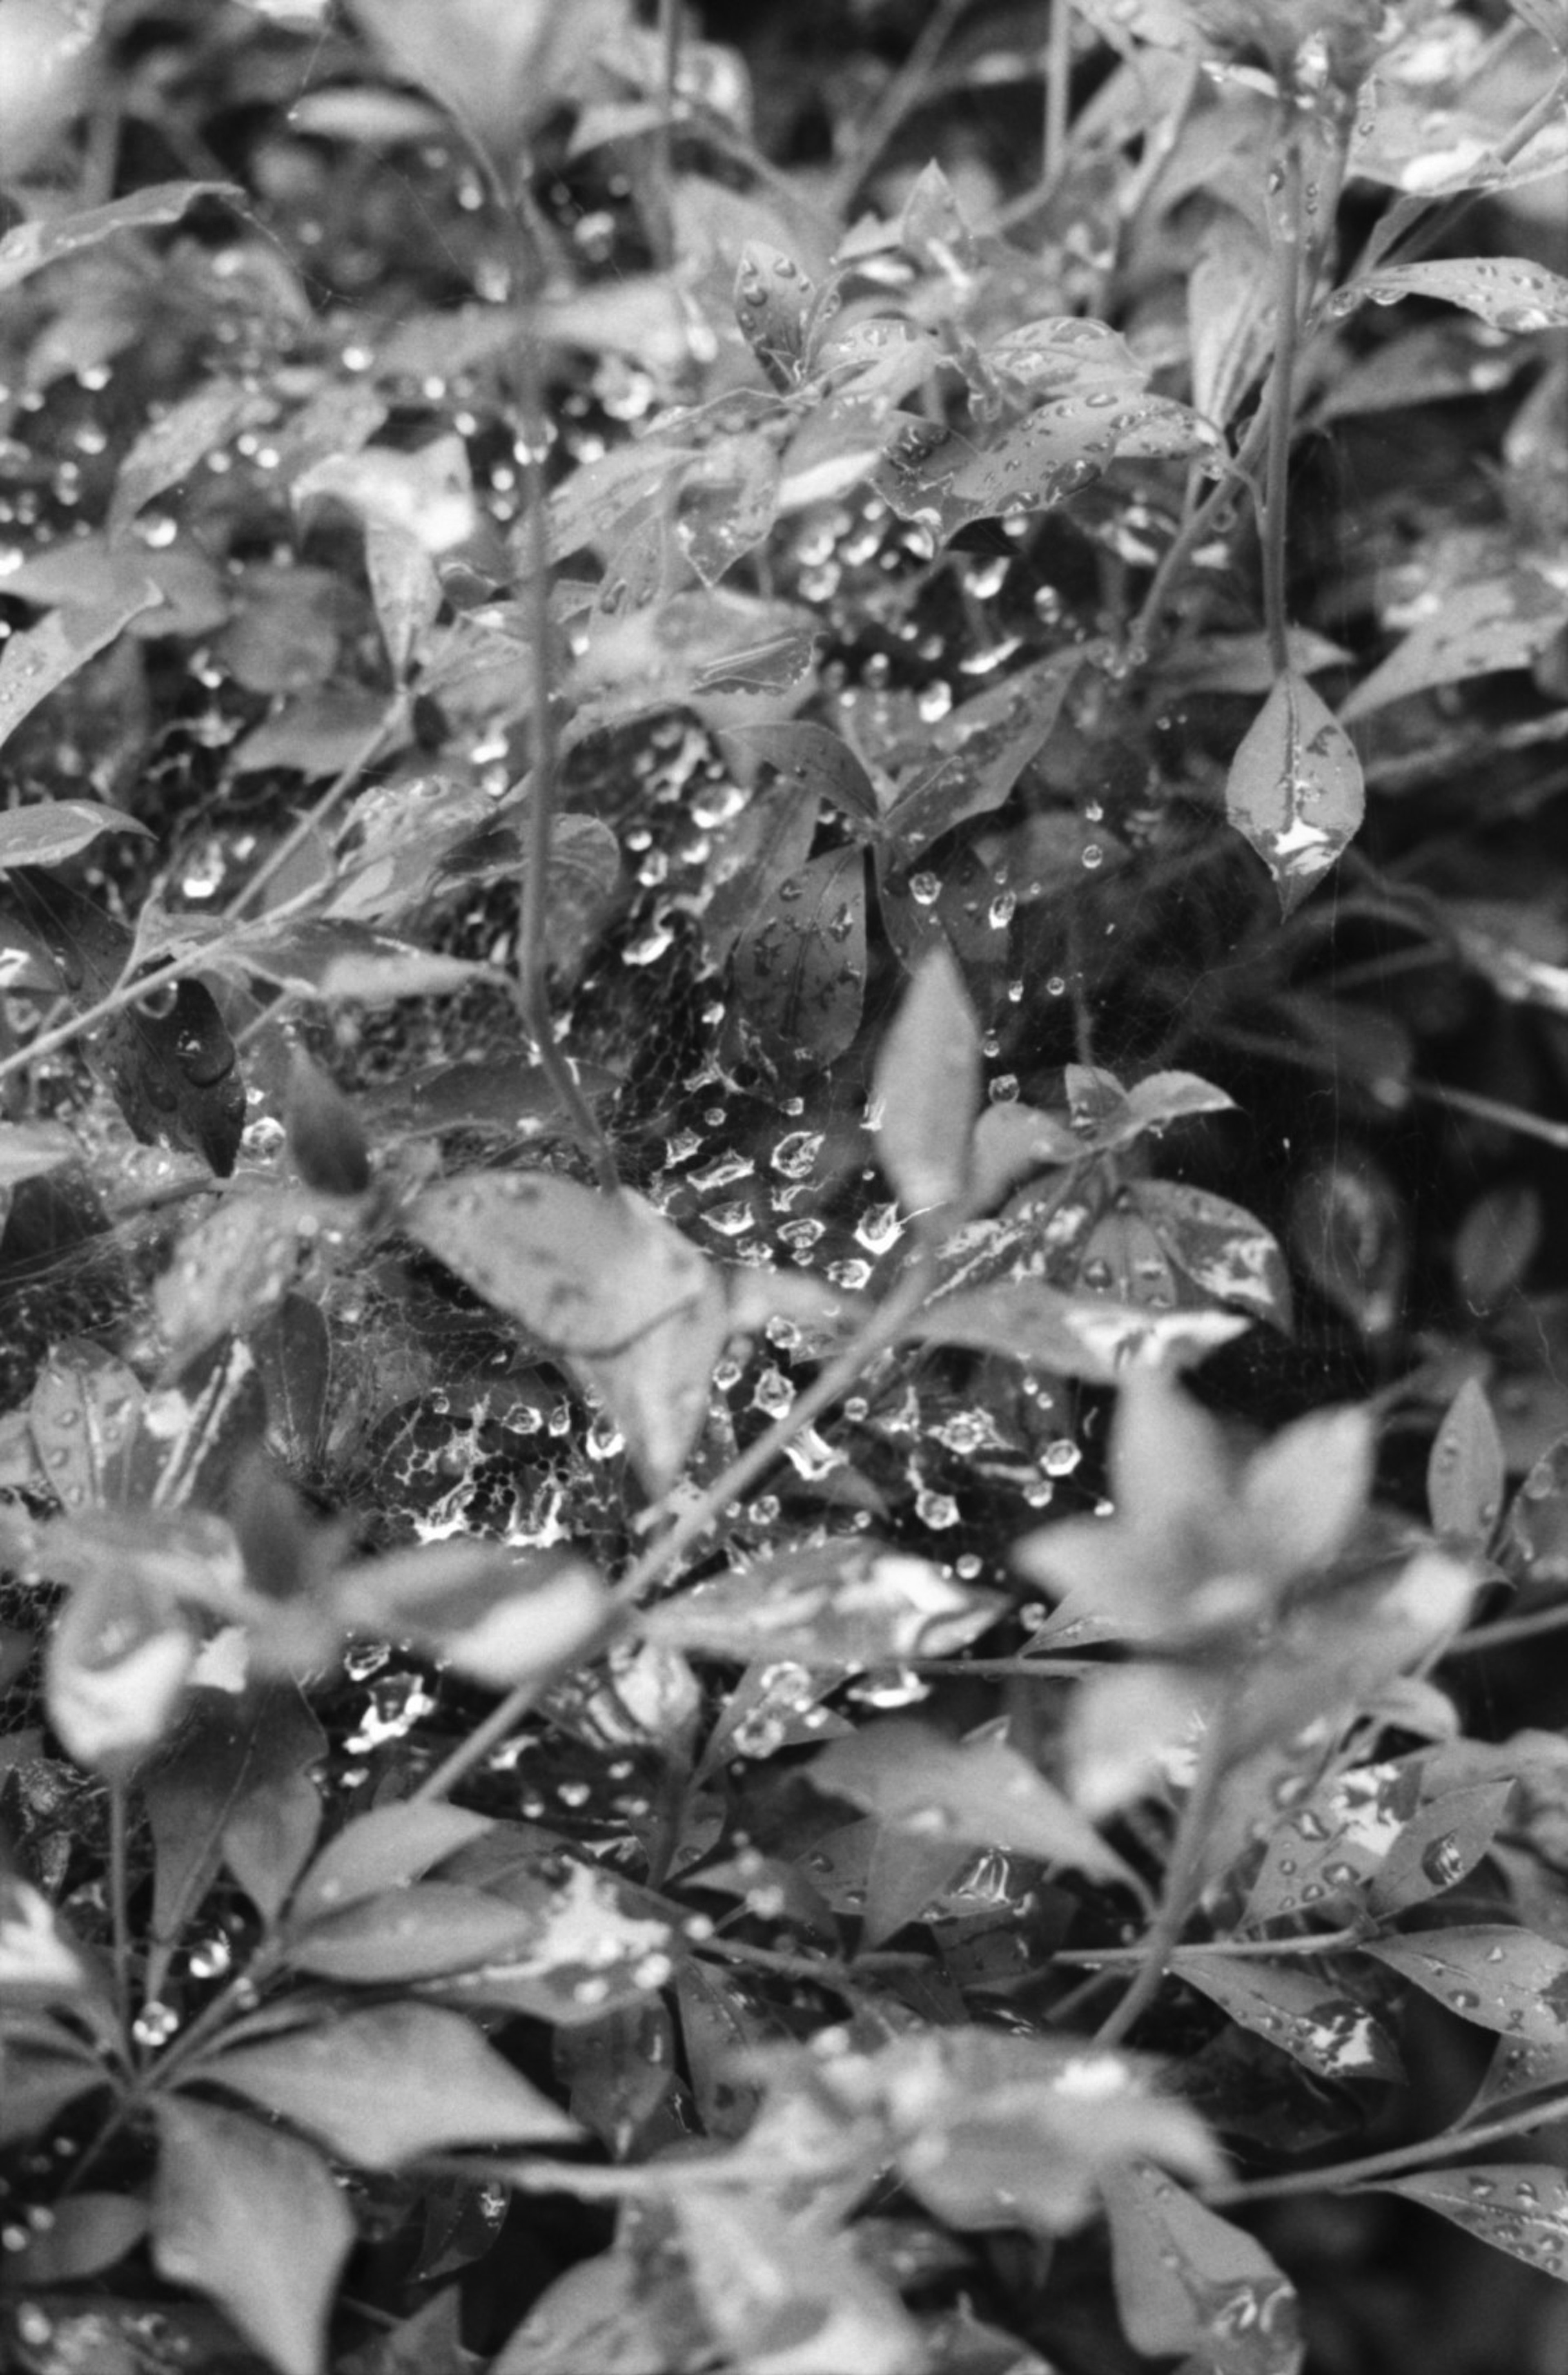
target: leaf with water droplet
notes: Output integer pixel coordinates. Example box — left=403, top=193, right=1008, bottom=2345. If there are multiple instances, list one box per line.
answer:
left=0, top=181, right=240, bottom=297
left=1331, top=255, right=1568, bottom=338
left=1364, top=1925, right=1568, bottom=2040
left=732, top=241, right=815, bottom=388
left=881, top=648, right=1085, bottom=860
left=109, top=376, right=275, bottom=536
left=1176, top=1952, right=1403, bottom=2083
left=1341, top=571, right=1568, bottom=721
left=1132, top=1181, right=1294, bottom=1329
left=1367, top=1780, right=1513, bottom=1917
left=811, top=1717, right=1141, bottom=1887
left=1226, top=669, right=1364, bottom=914
left=646, top=1541, right=1004, bottom=1670
left=1426, top=1376, right=1506, bottom=1548
left=1358, top=2166, right=1568, bottom=2286
left=715, top=719, right=881, bottom=827
left=728, top=844, right=866, bottom=1077
left=1104, top=2163, right=1305, bottom=2375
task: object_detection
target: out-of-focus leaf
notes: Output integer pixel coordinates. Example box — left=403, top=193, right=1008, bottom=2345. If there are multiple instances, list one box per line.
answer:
left=283, top=1881, right=539, bottom=1981
left=1104, top=2163, right=1304, bottom=2374
left=1452, top=1182, right=1541, bottom=1311
left=1133, top=1181, right=1293, bottom=1328
left=645, top=1541, right=1004, bottom=1667
left=675, top=2192, right=926, bottom=2375
left=195, top=2002, right=578, bottom=2168
left=1190, top=205, right=1276, bottom=428
left=0, top=593, right=163, bottom=755
left=1287, top=1151, right=1408, bottom=1338
left=873, top=945, right=980, bottom=1223
left=332, top=1541, right=608, bottom=1686
left=151, top=2095, right=352, bottom=2375
left=911, top=1277, right=1250, bottom=1380
left=290, top=1802, right=494, bottom=1927
left=1341, top=571, right=1568, bottom=721
left=811, top=1717, right=1140, bottom=1888
left=109, top=378, right=274, bottom=534
left=1226, top=670, right=1364, bottom=914
left=734, top=241, right=815, bottom=387
left=0, top=183, right=238, bottom=296
left=1427, top=1377, right=1506, bottom=1548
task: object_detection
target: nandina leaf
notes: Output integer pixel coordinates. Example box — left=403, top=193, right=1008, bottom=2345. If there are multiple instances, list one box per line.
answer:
left=1103, top=2164, right=1304, bottom=2373
left=195, top=2002, right=578, bottom=2167
left=1365, top=1780, right=1514, bottom=1917
left=0, top=797, right=153, bottom=867
left=290, top=1802, right=495, bottom=1927
left=1363, top=1925, right=1568, bottom=2040
left=1174, top=1952, right=1403, bottom=2082
left=0, top=182, right=238, bottom=295
left=873, top=944, right=981, bottom=1222
left=1360, top=2166, right=1568, bottom=2284
left=645, top=1541, right=1004, bottom=1667
left=283, top=1880, right=538, bottom=1981
left=1331, top=256, right=1568, bottom=336
left=152, top=2095, right=352, bottom=2375
left=1427, top=1376, right=1506, bottom=1547
left=1226, top=669, right=1364, bottom=914
left=109, top=377, right=274, bottom=533
left=811, top=1717, right=1140, bottom=1888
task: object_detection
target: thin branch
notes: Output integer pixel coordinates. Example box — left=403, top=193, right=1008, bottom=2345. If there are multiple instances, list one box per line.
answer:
left=1261, top=126, right=1305, bottom=680
left=1205, top=2093, right=1568, bottom=2210
left=1094, top=1702, right=1232, bottom=2046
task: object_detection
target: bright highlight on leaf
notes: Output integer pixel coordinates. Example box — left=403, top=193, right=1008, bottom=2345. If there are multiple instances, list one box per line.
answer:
left=1226, top=668, right=1365, bottom=914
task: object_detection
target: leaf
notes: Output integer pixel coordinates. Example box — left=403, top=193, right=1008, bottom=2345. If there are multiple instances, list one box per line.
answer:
left=1452, top=1182, right=1541, bottom=1311
left=882, top=391, right=1218, bottom=544
left=29, top=1338, right=145, bottom=1512
left=1132, top=1182, right=1294, bottom=1328
left=645, top=1542, right=1004, bottom=1668
left=232, top=914, right=493, bottom=1002
left=675, top=2194, right=924, bottom=2375
left=726, top=845, right=867, bottom=1075
left=1366, top=1780, right=1514, bottom=1917
left=1287, top=1152, right=1408, bottom=1338
left=1427, top=1377, right=1506, bottom=1548
left=0, top=182, right=238, bottom=295
left=1360, top=2166, right=1568, bottom=2284
left=5, top=2191, right=149, bottom=2286
left=734, top=241, right=815, bottom=387
left=1225, top=670, right=1365, bottom=914
left=196, top=2002, right=578, bottom=2168
left=700, top=779, right=821, bottom=970
left=283, top=1880, right=539, bottom=1982
left=332, top=1541, right=608, bottom=1687
left=873, top=945, right=981, bottom=1222
left=911, top=1277, right=1250, bottom=1381
left=365, top=520, right=442, bottom=676
left=1363, top=1925, right=1568, bottom=2040
left=675, top=434, right=783, bottom=584
left=880, top=649, right=1085, bottom=861
left=1330, top=256, right=1568, bottom=336
left=1189, top=207, right=1276, bottom=430
left=1103, top=2164, right=1304, bottom=2375
left=47, top=1577, right=196, bottom=1778
left=428, top=1855, right=679, bottom=2025
left=109, top=377, right=274, bottom=533
left=0, top=798, right=153, bottom=868
left=0, top=1877, right=90, bottom=2004
left=573, top=1263, right=729, bottom=1494
left=715, top=720, right=881, bottom=827
left=1174, top=1954, right=1403, bottom=2083
left=153, top=1189, right=324, bottom=1370
left=0, top=1117, right=76, bottom=1187
left=1340, top=572, right=1568, bottom=721
left=152, top=2094, right=353, bottom=2375
left=406, top=1173, right=715, bottom=1356
left=97, top=972, right=248, bottom=1177
left=1506, top=0, right=1567, bottom=51
left=811, top=1717, right=1140, bottom=1888
left=290, top=1801, right=495, bottom=1927
left=0, top=591, right=164, bottom=755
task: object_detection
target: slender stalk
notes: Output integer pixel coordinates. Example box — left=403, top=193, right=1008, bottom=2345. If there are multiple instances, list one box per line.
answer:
left=1056, top=1924, right=1364, bottom=1969
left=1204, top=2093, right=1568, bottom=2210
left=1261, top=127, right=1305, bottom=680
left=651, top=0, right=683, bottom=262
left=1094, top=1701, right=1232, bottom=2046
left=1447, top=1603, right=1568, bottom=1659
left=824, top=0, right=967, bottom=221
left=411, top=1674, right=547, bottom=1806
left=1042, top=1, right=1073, bottom=192
left=0, top=945, right=214, bottom=1094
left=1410, top=1078, right=1568, bottom=1157
left=108, top=1780, right=132, bottom=2012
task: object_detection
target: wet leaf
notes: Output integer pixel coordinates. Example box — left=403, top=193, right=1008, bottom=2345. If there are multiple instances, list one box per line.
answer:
left=645, top=1541, right=1004, bottom=1667
left=332, top=1541, right=608, bottom=1688
left=1330, top=256, right=1568, bottom=337
left=675, top=433, right=782, bottom=584
left=1341, top=571, right=1568, bottom=721
left=1366, top=1780, right=1513, bottom=1916
left=0, top=1877, right=91, bottom=2005
left=29, top=1338, right=145, bottom=1512
left=0, top=798, right=152, bottom=869
left=1427, top=1377, right=1506, bottom=1548
left=1104, top=2164, right=1304, bottom=2375
left=1174, top=1954, right=1403, bottom=2083
left=195, top=2002, right=578, bottom=2168
left=733, top=241, right=815, bottom=387
left=873, top=945, right=981, bottom=1223
left=1133, top=1182, right=1293, bottom=1328
left=0, top=591, right=164, bottom=755
left=811, top=1717, right=1140, bottom=1888
left=1226, top=669, right=1364, bottom=914
left=290, top=1802, right=494, bottom=1927
left=715, top=719, right=881, bottom=827
left=675, top=2192, right=923, bottom=2375
left=283, top=1880, right=540, bottom=1982
left=912, top=1277, right=1250, bottom=1381
left=0, top=182, right=238, bottom=296
left=1360, top=2165, right=1568, bottom=2284
left=728, top=844, right=866, bottom=1073
left=365, top=519, right=442, bottom=676
left=109, top=377, right=274, bottom=534
left=1363, top=1925, right=1568, bottom=2040
left=880, top=649, right=1084, bottom=861
left=1287, top=1151, right=1408, bottom=1338
left=151, top=2094, right=352, bottom=2375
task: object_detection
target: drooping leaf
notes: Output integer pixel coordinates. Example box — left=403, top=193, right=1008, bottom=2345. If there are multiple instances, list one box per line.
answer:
left=1226, top=669, right=1365, bottom=914
left=1103, top=2163, right=1304, bottom=2375
left=811, top=1717, right=1140, bottom=1888
left=151, top=2094, right=353, bottom=2375
left=1427, top=1377, right=1506, bottom=1548
left=194, top=2002, right=578, bottom=2168
left=880, top=649, right=1085, bottom=861
left=1363, top=1925, right=1568, bottom=2040
left=0, top=592, right=164, bottom=754
left=0, top=182, right=238, bottom=296
left=1174, top=1953, right=1403, bottom=2083
left=1360, top=2165, right=1568, bottom=2284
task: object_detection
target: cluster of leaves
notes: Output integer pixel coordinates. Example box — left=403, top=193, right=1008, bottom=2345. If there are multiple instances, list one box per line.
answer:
left=1, top=0, right=1568, bottom=2371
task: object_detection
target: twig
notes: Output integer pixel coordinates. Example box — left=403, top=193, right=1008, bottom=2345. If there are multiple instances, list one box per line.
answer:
left=824, top=0, right=969, bottom=221
left=1094, top=1701, right=1232, bottom=2046
left=1204, top=2092, right=1568, bottom=2210
left=223, top=697, right=408, bottom=922
left=1260, top=125, right=1305, bottom=680
left=1042, top=2, right=1074, bottom=192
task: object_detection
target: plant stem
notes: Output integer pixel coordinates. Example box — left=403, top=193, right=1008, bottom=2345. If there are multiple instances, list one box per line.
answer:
left=1261, top=125, right=1305, bottom=680
left=108, top=1780, right=131, bottom=2011
left=1093, top=1702, right=1232, bottom=2047
left=1204, top=2093, right=1568, bottom=2210
left=824, top=0, right=968, bottom=221
left=1448, top=1603, right=1568, bottom=1659
left=411, top=1675, right=547, bottom=1806
left=651, top=0, right=683, bottom=262
left=0, top=945, right=214, bottom=1095
left=1042, top=1, right=1073, bottom=192
left=1056, top=1924, right=1363, bottom=1969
